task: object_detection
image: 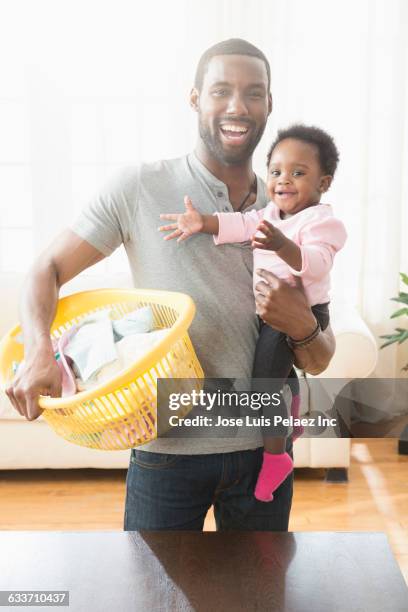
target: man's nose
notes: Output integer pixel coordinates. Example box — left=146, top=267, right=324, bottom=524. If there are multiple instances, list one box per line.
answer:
left=226, top=93, right=249, bottom=115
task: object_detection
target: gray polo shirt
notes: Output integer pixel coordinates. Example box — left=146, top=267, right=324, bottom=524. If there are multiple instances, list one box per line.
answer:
left=71, top=152, right=270, bottom=454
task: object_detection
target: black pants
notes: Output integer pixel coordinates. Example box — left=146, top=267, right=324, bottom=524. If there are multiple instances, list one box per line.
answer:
left=252, top=303, right=330, bottom=436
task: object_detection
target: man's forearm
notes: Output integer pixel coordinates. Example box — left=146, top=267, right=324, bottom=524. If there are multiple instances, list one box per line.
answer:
left=20, top=259, right=60, bottom=358
left=7, top=231, right=105, bottom=420
left=293, top=326, right=335, bottom=375
left=278, top=288, right=336, bottom=375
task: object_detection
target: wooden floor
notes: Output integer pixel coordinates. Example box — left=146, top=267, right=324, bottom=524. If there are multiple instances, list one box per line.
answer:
left=0, top=439, right=407, bottom=584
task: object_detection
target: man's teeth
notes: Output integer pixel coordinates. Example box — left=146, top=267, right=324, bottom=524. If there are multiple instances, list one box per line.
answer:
left=221, top=125, right=248, bottom=133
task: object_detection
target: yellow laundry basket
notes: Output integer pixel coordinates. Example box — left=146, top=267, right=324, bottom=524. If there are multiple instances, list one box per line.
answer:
left=0, top=289, right=204, bottom=450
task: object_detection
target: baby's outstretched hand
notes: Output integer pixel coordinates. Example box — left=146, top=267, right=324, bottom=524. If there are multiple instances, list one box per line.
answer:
left=251, top=220, right=287, bottom=251
left=159, top=196, right=204, bottom=243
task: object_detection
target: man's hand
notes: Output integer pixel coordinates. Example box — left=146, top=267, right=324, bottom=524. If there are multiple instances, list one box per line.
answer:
left=159, top=196, right=204, bottom=243
left=255, top=269, right=335, bottom=375
left=255, top=269, right=315, bottom=337
left=251, top=220, right=286, bottom=251
left=5, top=349, right=62, bottom=421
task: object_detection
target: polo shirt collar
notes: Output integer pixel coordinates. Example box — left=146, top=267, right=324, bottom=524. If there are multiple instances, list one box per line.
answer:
left=188, top=151, right=267, bottom=209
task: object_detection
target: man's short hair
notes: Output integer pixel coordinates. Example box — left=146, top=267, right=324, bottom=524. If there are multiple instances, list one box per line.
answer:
left=267, top=124, right=340, bottom=176
left=194, top=38, right=271, bottom=92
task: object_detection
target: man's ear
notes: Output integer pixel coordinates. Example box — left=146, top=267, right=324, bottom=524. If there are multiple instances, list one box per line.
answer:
left=320, top=175, right=332, bottom=193
left=190, top=87, right=199, bottom=112
left=268, top=92, right=273, bottom=116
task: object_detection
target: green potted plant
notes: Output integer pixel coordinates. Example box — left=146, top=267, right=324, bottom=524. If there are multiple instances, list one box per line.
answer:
left=380, top=273, right=408, bottom=371
left=380, top=273, right=408, bottom=454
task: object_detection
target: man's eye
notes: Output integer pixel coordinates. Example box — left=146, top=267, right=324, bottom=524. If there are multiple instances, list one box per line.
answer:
left=248, top=92, right=263, bottom=99
left=213, top=89, right=228, bottom=96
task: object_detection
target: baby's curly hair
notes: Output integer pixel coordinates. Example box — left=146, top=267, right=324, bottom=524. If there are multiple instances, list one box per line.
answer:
left=267, top=124, right=340, bottom=176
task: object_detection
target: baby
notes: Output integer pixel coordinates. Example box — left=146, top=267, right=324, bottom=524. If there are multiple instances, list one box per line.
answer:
left=159, top=124, right=347, bottom=502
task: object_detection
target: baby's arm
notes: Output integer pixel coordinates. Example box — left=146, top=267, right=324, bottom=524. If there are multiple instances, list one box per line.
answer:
left=159, top=196, right=264, bottom=244
left=254, top=215, right=347, bottom=277
left=252, top=220, right=302, bottom=270
left=290, top=216, right=347, bottom=279
left=159, top=196, right=219, bottom=242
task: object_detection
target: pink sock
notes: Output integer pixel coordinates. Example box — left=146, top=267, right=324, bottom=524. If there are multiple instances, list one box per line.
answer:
left=254, top=451, right=293, bottom=502
left=291, top=394, right=304, bottom=441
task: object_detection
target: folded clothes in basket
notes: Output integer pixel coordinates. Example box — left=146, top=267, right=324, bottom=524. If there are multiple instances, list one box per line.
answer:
left=60, top=306, right=170, bottom=396
left=15, top=306, right=170, bottom=397
left=75, top=329, right=169, bottom=392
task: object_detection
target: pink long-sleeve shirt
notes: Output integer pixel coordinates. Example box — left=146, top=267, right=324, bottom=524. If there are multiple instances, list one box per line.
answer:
left=214, top=202, right=347, bottom=306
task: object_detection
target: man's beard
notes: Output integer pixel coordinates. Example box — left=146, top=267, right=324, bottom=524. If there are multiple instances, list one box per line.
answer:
left=198, top=116, right=266, bottom=166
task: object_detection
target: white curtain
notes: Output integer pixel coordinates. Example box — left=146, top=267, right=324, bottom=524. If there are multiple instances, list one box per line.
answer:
left=0, top=0, right=407, bottom=376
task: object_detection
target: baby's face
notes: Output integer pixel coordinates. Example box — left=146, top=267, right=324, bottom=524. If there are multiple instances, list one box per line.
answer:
left=267, top=138, right=330, bottom=216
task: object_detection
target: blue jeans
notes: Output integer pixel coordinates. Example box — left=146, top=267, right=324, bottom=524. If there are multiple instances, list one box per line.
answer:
left=124, top=439, right=293, bottom=531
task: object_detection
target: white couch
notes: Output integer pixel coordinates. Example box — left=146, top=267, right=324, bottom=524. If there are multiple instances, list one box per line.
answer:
left=0, top=276, right=378, bottom=471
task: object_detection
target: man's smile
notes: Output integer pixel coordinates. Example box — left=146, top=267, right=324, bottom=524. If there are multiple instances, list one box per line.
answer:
left=219, top=121, right=252, bottom=145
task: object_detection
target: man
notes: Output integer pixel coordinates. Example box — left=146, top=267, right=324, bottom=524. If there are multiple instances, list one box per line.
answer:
left=6, top=39, right=335, bottom=530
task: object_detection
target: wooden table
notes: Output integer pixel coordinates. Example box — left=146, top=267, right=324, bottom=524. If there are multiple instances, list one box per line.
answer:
left=0, top=531, right=407, bottom=611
